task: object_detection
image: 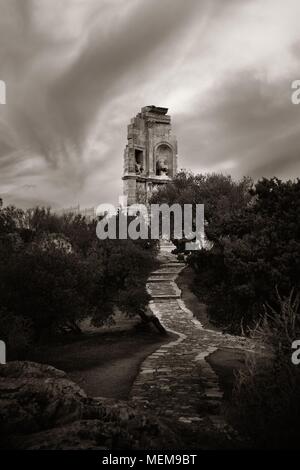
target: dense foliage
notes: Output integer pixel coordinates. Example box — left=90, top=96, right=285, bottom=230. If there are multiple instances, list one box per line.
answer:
left=0, top=201, right=158, bottom=356
left=230, top=291, right=300, bottom=448
left=152, top=172, right=300, bottom=447
left=152, top=172, right=300, bottom=333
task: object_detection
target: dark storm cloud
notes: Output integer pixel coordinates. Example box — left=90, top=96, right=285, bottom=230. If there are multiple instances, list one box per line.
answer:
left=51, top=0, right=201, bottom=147
left=0, top=0, right=300, bottom=208
left=175, top=72, right=300, bottom=179
left=0, top=0, right=206, bottom=207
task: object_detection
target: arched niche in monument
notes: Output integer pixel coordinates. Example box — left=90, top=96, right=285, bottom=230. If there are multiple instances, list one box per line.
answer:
left=155, top=143, right=173, bottom=177
left=134, top=148, right=144, bottom=175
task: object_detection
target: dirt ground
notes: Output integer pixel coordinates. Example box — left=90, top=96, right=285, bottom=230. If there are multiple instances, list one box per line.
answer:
left=27, top=268, right=251, bottom=403
left=28, top=320, right=171, bottom=399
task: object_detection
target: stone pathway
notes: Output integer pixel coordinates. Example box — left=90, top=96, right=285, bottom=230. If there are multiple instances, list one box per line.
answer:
left=130, top=250, right=253, bottom=448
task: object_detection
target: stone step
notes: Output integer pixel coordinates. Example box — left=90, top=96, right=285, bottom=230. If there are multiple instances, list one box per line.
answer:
left=159, top=240, right=177, bottom=253
left=163, top=263, right=186, bottom=267
left=148, top=275, right=177, bottom=282
left=150, top=294, right=181, bottom=299
left=152, top=267, right=184, bottom=274
left=147, top=281, right=181, bottom=299
left=131, top=251, right=242, bottom=445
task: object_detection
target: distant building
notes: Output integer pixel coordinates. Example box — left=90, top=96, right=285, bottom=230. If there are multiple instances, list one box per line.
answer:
left=122, top=106, right=178, bottom=205
left=54, top=205, right=96, bottom=221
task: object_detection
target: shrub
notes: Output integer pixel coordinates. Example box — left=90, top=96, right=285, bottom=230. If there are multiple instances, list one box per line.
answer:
left=229, top=290, right=300, bottom=448
left=0, top=204, right=158, bottom=353
left=189, top=177, right=300, bottom=332
left=0, top=309, right=33, bottom=358
left=0, top=237, right=94, bottom=339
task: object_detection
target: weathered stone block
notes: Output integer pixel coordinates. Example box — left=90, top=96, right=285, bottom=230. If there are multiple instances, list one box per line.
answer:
left=122, top=105, right=178, bottom=205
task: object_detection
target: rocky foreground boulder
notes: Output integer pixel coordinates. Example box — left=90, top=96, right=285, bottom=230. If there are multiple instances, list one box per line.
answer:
left=0, top=361, right=179, bottom=450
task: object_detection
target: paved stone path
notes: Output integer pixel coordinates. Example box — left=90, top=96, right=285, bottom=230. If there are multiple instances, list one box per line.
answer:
left=130, top=251, right=253, bottom=448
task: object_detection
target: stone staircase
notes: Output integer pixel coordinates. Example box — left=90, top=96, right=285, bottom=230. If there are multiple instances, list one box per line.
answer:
left=147, top=262, right=184, bottom=299
left=159, top=239, right=177, bottom=253
left=130, top=249, right=251, bottom=448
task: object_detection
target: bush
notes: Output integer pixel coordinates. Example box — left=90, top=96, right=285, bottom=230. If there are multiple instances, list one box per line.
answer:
left=229, top=290, right=300, bottom=448
left=189, top=177, right=300, bottom=332
left=0, top=237, right=94, bottom=340
left=87, top=239, right=157, bottom=326
left=0, top=309, right=33, bottom=358
left=0, top=204, right=158, bottom=355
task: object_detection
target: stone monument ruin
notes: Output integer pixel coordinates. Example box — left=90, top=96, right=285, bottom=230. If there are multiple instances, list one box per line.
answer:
left=122, top=106, right=178, bottom=205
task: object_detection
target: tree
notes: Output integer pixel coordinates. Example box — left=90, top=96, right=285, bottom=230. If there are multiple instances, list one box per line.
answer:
left=151, top=171, right=300, bottom=332
left=150, top=171, right=252, bottom=246
left=0, top=202, right=159, bottom=357
left=190, top=177, right=300, bottom=331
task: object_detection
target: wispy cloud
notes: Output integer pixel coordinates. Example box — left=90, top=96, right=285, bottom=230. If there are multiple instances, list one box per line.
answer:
left=0, top=0, right=300, bottom=208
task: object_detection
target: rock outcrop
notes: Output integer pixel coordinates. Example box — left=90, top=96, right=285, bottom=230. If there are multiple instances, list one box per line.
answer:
left=0, top=361, right=178, bottom=450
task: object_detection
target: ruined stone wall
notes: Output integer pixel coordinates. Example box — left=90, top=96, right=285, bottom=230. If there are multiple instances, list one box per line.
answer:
left=123, top=106, right=178, bottom=205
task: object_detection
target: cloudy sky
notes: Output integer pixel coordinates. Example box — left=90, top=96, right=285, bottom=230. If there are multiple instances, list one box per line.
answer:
left=1, top=0, right=300, bottom=209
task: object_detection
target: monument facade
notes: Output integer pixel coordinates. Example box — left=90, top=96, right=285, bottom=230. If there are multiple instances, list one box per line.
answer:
left=122, top=106, right=178, bottom=205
